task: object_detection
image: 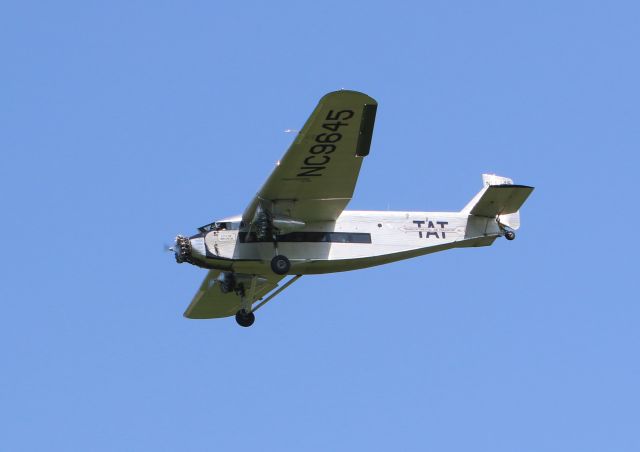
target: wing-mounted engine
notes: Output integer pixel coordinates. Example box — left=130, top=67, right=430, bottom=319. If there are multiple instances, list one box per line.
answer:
left=249, top=201, right=306, bottom=241
left=252, top=204, right=273, bottom=241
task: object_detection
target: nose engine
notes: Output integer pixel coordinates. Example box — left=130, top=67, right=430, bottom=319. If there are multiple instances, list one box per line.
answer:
left=173, top=235, right=192, bottom=263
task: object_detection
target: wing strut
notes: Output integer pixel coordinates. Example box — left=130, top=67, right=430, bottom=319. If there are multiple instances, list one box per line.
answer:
left=252, top=275, right=303, bottom=313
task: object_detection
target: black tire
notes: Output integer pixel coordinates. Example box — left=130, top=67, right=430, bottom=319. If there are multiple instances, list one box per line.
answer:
left=505, top=230, right=516, bottom=241
left=270, top=255, right=291, bottom=275
left=235, top=309, right=255, bottom=327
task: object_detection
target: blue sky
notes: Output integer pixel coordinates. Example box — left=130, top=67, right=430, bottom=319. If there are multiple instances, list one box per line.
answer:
left=1, top=1, right=639, bottom=451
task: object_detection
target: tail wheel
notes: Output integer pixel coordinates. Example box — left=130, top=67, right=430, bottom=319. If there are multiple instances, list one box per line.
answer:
left=504, top=230, right=516, bottom=241
left=270, top=255, right=291, bottom=275
left=235, top=309, right=255, bottom=327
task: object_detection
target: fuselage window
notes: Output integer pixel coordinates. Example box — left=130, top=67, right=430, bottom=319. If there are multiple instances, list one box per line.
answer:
left=239, top=231, right=371, bottom=244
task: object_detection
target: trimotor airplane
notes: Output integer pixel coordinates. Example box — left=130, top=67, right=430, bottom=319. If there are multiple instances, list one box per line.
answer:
left=171, top=90, right=534, bottom=327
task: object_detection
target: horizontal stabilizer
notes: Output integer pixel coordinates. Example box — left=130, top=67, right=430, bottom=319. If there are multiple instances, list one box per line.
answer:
left=469, top=184, right=534, bottom=218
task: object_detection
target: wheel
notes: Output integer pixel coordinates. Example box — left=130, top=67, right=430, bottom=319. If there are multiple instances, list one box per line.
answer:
left=504, top=230, right=516, bottom=241
left=270, top=255, right=291, bottom=275
left=235, top=309, right=255, bottom=327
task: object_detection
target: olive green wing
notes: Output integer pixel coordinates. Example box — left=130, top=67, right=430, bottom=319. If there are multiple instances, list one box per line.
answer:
left=243, top=90, right=378, bottom=224
left=184, top=271, right=285, bottom=319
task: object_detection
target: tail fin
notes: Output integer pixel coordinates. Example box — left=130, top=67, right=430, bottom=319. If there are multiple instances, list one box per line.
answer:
left=462, top=174, right=534, bottom=230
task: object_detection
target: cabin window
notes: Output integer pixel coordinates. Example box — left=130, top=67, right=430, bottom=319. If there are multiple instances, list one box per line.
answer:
left=238, top=231, right=371, bottom=244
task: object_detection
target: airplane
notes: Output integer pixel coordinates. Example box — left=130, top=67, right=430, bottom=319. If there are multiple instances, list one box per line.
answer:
left=171, top=90, right=534, bottom=327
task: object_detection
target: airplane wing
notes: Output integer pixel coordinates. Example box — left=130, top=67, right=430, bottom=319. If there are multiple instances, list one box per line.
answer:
left=243, top=90, right=378, bottom=224
left=184, top=271, right=289, bottom=319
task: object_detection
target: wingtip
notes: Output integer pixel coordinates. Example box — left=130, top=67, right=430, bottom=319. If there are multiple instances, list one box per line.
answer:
left=320, top=89, right=377, bottom=105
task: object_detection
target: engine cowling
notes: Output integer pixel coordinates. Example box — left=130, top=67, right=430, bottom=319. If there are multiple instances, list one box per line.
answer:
left=173, top=235, right=192, bottom=263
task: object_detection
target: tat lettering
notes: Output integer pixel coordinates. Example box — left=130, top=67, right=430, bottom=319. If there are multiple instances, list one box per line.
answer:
left=412, top=219, right=449, bottom=239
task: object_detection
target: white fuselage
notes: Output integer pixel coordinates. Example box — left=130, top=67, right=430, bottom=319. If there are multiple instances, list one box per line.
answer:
left=187, top=210, right=501, bottom=275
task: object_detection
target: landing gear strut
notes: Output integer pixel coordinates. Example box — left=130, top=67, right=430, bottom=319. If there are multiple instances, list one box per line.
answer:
left=271, top=255, right=291, bottom=275
left=235, top=309, right=255, bottom=327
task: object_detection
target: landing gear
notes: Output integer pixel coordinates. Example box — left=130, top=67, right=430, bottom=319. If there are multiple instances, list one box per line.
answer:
left=497, top=218, right=516, bottom=241
left=270, top=255, right=291, bottom=275
left=235, top=309, right=255, bottom=327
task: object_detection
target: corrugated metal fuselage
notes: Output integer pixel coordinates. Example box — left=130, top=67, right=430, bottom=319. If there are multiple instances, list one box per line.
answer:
left=187, top=210, right=501, bottom=275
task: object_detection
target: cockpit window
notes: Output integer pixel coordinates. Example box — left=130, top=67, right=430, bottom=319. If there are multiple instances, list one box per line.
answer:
left=198, top=221, right=242, bottom=233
